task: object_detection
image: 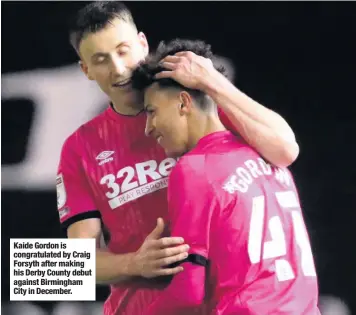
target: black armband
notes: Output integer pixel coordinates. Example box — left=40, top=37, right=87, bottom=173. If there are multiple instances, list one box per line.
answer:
left=168, top=253, right=209, bottom=268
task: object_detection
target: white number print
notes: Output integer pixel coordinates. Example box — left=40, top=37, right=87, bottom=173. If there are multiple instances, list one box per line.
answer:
left=99, top=158, right=176, bottom=209
left=248, top=192, right=316, bottom=282
left=117, top=166, right=138, bottom=193
left=100, top=174, right=120, bottom=199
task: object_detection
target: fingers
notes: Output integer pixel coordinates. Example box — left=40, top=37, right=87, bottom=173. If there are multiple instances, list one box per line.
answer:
left=138, top=231, right=190, bottom=278
left=146, top=218, right=165, bottom=240
left=154, top=266, right=184, bottom=276
left=154, top=71, right=173, bottom=79
left=175, top=51, right=186, bottom=57
left=160, top=55, right=181, bottom=63
left=172, top=51, right=193, bottom=58
left=154, top=236, right=185, bottom=248
left=156, top=217, right=165, bottom=231
left=155, top=244, right=190, bottom=259
left=175, top=51, right=191, bottom=57
left=159, top=52, right=194, bottom=65
left=156, top=55, right=186, bottom=79
left=160, top=61, right=177, bottom=70
left=155, top=251, right=189, bottom=268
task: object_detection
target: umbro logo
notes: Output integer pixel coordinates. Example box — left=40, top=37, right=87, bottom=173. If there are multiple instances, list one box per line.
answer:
left=96, top=151, right=114, bottom=165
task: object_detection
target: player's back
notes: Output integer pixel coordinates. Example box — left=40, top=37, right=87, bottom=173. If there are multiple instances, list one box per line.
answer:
left=190, top=131, right=320, bottom=315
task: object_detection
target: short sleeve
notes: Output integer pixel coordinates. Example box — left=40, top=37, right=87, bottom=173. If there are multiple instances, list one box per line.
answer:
left=56, top=133, right=100, bottom=230
left=167, top=158, right=219, bottom=259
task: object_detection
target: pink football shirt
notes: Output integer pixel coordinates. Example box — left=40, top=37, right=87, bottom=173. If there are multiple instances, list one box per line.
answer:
left=56, top=106, right=176, bottom=315
left=168, top=131, right=321, bottom=315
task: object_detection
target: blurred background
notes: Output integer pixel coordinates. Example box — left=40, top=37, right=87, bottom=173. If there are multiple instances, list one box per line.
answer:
left=2, top=1, right=355, bottom=314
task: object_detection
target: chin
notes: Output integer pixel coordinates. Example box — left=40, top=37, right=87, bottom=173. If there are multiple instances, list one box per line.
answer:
left=164, top=148, right=185, bottom=159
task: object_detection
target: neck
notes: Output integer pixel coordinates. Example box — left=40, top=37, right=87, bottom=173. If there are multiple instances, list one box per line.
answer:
left=111, top=91, right=144, bottom=116
left=187, top=112, right=226, bottom=151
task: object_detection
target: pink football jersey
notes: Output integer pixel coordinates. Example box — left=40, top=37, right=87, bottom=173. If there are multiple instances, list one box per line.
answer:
left=56, top=106, right=176, bottom=315
left=168, top=131, right=321, bottom=315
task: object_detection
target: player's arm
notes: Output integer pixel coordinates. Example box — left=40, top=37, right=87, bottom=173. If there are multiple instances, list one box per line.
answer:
left=67, top=217, right=187, bottom=284
left=206, top=76, right=299, bottom=168
left=156, top=51, right=299, bottom=168
left=58, top=135, right=188, bottom=285
left=67, top=218, right=131, bottom=283
left=57, top=135, right=134, bottom=284
left=143, top=163, right=212, bottom=315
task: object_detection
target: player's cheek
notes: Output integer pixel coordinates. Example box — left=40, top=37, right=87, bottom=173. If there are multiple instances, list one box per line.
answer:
left=128, top=52, right=142, bottom=69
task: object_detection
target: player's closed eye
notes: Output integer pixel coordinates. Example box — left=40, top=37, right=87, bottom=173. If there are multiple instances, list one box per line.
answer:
left=93, top=56, right=107, bottom=65
left=145, top=109, right=155, bottom=116
left=118, top=46, right=130, bottom=56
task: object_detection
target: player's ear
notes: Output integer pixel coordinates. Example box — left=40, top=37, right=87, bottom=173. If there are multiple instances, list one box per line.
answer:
left=79, top=60, right=94, bottom=81
left=179, top=91, right=193, bottom=115
left=138, top=32, right=149, bottom=57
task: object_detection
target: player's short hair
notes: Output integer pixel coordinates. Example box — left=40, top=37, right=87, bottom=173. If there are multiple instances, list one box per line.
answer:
left=69, top=1, right=137, bottom=53
left=131, top=39, right=227, bottom=111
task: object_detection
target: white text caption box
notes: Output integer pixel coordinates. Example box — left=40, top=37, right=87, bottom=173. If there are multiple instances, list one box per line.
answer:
left=10, top=239, right=96, bottom=301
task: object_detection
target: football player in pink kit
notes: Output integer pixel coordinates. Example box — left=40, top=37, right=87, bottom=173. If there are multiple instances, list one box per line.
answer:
left=57, top=2, right=300, bottom=315
left=130, top=39, right=321, bottom=315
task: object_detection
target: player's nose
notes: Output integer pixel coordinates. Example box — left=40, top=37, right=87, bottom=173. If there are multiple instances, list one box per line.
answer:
left=145, top=118, right=154, bottom=137
left=110, top=56, right=126, bottom=76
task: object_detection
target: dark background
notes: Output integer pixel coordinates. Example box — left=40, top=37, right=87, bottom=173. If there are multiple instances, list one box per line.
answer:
left=2, top=1, right=355, bottom=314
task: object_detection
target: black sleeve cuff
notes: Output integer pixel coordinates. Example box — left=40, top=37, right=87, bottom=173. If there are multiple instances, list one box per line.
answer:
left=61, top=210, right=101, bottom=231
left=168, top=253, right=209, bottom=268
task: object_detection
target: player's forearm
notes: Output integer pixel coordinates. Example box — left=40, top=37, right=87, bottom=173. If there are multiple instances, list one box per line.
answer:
left=96, top=248, right=137, bottom=284
left=221, top=106, right=299, bottom=168
left=203, top=72, right=299, bottom=167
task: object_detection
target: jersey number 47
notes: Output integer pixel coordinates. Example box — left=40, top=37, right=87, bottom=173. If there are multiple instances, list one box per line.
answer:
left=248, top=192, right=317, bottom=282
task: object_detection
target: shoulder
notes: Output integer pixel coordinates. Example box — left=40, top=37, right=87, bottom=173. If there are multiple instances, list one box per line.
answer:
left=61, top=109, right=108, bottom=152
left=168, top=154, right=212, bottom=203
left=170, top=154, right=207, bottom=183
left=77, top=108, right=109, bottom=134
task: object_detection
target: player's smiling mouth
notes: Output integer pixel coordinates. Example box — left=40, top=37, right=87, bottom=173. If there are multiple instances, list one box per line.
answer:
left=156, top=135, right=163, bottom=145
left=112, top=79, right=131, bottom=88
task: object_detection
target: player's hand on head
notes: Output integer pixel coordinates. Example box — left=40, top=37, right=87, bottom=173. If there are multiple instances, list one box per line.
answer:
left=133, top=218, right=190, bottom=279
left=155, top=51, right=215, bottom=91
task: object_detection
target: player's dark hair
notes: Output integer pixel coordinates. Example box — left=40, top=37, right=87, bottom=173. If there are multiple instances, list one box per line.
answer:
left=131, top=39, right=227, bottom=111
left=69, top=1, right=137, bottom=53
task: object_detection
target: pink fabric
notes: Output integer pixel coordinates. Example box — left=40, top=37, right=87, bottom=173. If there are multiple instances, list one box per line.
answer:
left=57, top=106, right=176, bottom=315
left=147, top=131, right=320, bottom=315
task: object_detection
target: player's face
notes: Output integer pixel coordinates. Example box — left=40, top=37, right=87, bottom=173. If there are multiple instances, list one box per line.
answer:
left=79, top=18, right=149, bottom=101
left=144, top=84, right=190, bottom=158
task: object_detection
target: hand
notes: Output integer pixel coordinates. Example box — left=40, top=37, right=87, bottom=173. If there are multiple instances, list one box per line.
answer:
left=133, top=218, right=190, bottom=278
left=155, top=51, right=216, bottom=92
